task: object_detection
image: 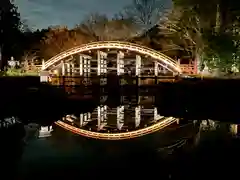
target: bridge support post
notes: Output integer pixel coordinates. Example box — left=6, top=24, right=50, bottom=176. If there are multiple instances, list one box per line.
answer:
left=80, top=112, right=91, bottom=127
left=80, top=113, right=83, bottom=127
left=135, top=106, right=141, bottom=128
left=154, top=62, right=158, bottom=84
left=98, top=51, right=107, bottom=86
left=66, top=63, right=70, bottom=76
left=83, top=58, right=91, bottom=86
left=71, top=62, right=76, bottom=93
left=117, top=51, right=125, bottom=85
left=63, top=62, right=72, bottom=92
left=97, top=105, right=107, bottom=131
left=61, top=61, right=65, bottom=76
left=41, top=59, right=45, bottom=70
left=176, top=119, right=179, bottom=124
left=154, top=62, right=158, bottom=76
left=230, top=124, right=238, bottom=135
left=136, top=55, right=141, bottom=86
left=59, top=61, right=65, bottom=85
left=98, top=51, right=108, bottom=104
left=71, top=62, right=75, bottom=75
left=80, top=55, right=91, bottom=87
left=154, top=107, right=163, bottom=121
left=117, top=106, right=124, bottom=130
left=40, top=71, right=50, bottom=83
left=79, top=55, right=83, bottom=76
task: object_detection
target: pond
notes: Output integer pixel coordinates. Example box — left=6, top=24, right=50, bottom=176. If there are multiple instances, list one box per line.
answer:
left=1, top=82, right=240, bottom=179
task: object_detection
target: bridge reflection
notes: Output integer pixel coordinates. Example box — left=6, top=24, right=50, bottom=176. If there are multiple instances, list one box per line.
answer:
left=55, top=95, right=179, bottom=140
left=63, top=105, right=164, bottom=131
left=56, top=117, right=177, bottom=140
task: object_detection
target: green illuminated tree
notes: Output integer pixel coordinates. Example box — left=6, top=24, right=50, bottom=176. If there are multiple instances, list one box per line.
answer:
left=161, top=0, right=240, bottom=72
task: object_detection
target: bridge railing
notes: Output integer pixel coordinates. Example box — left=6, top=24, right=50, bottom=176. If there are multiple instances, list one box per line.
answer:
left=180, top=64, right=197, bottom=74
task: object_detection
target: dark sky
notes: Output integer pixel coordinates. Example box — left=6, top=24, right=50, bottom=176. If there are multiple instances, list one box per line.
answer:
left=16, top=0, right=171, bottom=30
left=15, top=0, right=131, bottom=29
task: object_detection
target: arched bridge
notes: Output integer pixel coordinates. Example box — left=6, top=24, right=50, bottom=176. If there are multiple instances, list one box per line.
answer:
left=40, top=41, right=182, bottom=83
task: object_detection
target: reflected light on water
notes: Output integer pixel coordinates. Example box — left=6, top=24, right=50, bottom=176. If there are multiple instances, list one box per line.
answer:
left=55, top=99, right=179, bottom=140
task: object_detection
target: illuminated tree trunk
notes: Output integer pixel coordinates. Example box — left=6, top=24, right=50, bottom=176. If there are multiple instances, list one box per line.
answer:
left=0, top=46, right=2, bottom=70
left=195, top=52, right=202, bottom=74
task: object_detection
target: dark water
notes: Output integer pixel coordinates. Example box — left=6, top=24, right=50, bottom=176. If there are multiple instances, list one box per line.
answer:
left=15, top=120, right=239, bottom=179
left=1, top=78, right=240, bottom=179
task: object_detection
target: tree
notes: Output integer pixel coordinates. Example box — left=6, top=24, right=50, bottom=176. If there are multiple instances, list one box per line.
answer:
left=118, top=0, right=167, bottom=33
left=75, top=13, right=108, bottom=41
left=20, top=51, right=38, bottom=71
left=0, top=0, right=22, bottom=69
left=171, top=0, right=218, bottom=27
left=75, top=13, right=138, bottom=41
left=160, top=0, right=240, bottom=72
left=39, top=26, right=88, bottom=59
left=158, top=8, right=205, bottom=69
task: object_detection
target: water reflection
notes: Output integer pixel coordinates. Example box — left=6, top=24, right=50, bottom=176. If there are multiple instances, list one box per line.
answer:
left=2, top=84, right=240, bottom=178
left=20, top=117, right=240, bottom=178
left=56, top=95, right=179, bottom=140
left=68, top=105, right=162, bottom=131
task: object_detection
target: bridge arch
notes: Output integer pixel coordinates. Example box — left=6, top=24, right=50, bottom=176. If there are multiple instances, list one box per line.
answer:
left=42, top=41, right=182, bottom=74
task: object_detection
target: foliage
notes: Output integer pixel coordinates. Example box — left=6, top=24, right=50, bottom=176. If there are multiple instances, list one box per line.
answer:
left=0, top=68, right=38, bottom=77
left=157, top=0, right=240, bottom=72
left=38, top=26, right=88, bottom=59
left=203, top=32, right=238, bottom=71
left=30, top=14, right=139, bottom=59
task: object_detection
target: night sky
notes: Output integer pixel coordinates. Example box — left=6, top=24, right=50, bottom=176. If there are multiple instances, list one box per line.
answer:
left=16, top=0, right=171, bottom=30
left=15, top=0, right=131, bottom=29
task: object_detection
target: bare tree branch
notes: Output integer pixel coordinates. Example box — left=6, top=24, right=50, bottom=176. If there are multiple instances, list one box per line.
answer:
left=75, top=13, right=138, bottom=41
left=158, top=8, right=205, bottom=56
left=119, top=0, right=167, bottom=32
